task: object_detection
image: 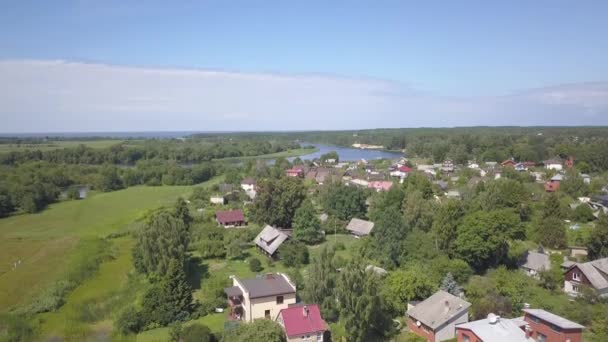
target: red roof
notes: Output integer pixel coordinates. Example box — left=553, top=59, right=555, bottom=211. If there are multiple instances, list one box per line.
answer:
left=501, top=159, right=516, bottom=166
left=398, top=165, right=412, bottom=172
left=280, top=304, right=327, bottom=337
left=216, top=210, right=245, bottom=224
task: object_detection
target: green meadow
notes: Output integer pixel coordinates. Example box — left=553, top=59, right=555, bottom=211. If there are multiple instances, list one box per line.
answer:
left=0, top=139, right=127, bottom=153
left=0, top=185, right=194, bottom=311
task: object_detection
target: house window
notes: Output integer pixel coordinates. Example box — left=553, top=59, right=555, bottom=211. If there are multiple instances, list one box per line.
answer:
left=550, top=324, right=561, bottom=332
left=572, top=272, right=581, bottom=281
left=276, top=295, right=284, bottom=304
left=573, top=285, right=581, bottom=293
left=462, top=334, right=470, bottom=342
left=537, top=332, right=547, bottom=342
left=317, top=333, right=323, bottom=341
left=265, top=310, right=271, bottom=319
left=530, top=316, right=540, bottom=323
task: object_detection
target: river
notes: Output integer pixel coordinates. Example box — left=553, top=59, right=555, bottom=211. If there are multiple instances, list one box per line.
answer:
left=289, top=142, right=402, bottom=162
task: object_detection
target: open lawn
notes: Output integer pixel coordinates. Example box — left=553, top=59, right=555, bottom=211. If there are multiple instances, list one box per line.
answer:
left=0, top=184, right=197, bottom=310
left=0, top=139, right=128, bottom=153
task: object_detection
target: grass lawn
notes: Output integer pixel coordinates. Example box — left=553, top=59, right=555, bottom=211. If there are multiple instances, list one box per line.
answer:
left=0, top=184, right=198, bottom=310
left=0, top=139, right=127, bottom=153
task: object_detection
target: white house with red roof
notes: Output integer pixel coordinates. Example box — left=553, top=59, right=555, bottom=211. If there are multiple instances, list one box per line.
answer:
left=390, top=165, right=412, bottom=179
left=368, top=180, right=394, bottom=192
left=276, top=304, right=328, bottom=342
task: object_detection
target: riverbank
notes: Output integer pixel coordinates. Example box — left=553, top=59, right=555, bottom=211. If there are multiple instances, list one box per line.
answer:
left=213, top=147, right=318, bottom=161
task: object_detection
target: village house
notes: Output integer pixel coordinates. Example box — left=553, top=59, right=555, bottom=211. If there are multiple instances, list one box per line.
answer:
left=276, top=304, right=328, bottom=342
left=407, top=290, right=471, bottom=342
left=345, top=218, right=374, bottom=237
left=285, top=168, right=304, bottom=178
left=467, top=161, right=480, bottom=169
left=519, top=250, right=551, bottom=278
left=456, top=313, right=531, bottom=342
left=224, top=273, right=297, bottom=322
left=568, top=246, right=588, bottom=259
left=241, top=178, right=257, bottom=192
left=442, top=159, right=455, bottom=173
left=349, top=178, right=369, bottom=188
left=210, top=195, right=225, bottom=205
left=390, top=165, right=412, bottom=179
left=522, top=309, right=584, bottom=342
left=544, top=158, right=563, bottom=171
left=446, top=190, right=461, bottom=200
left=501, top=159, right=517, bottom=167
left=581, top=173, right=591, bottom=184
left=254, top=225, right=289, bottom=258
left=215, top=209, right=246, bottom=228
left=545, top=174, right=563, bottom=192
left=368, top=180, right=393, bottom=192
left=564, top=257, right=608, bottom=297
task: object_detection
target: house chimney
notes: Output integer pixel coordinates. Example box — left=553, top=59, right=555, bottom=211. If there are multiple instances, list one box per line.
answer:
left=444, top=300, right=450, bottom=314
left=303, top=305, right=309, bottom=317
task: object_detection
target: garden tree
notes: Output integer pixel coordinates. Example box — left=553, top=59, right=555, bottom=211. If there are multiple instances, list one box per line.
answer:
left=541, top=193, right=564, bottom=219
left=402, top=172, right=433, bottom=199
left=371, top=206, right=409, bottom=268
left=116, top=306, right=144, bottom=334
left=251, top=177, right=306, bottom=227
left=222, top=319, right=286, bottom=342
left=292, top=199, right=324, bottom=244
left=465, top=276, right=514, bottom=319
left=171, top=323, right=216, bottom=342
left=248, top=257, right=262, bottom=272
left=454, top=211, right=511, bottom=272
left=534, top=216, right=567, bottom=249
left=573, top=204, right=595, bottom=223
left=561, top=170, right=588, bottom=198
left=382, top=266, right=436, bottom=315
left=141, top=259, right=193, bottom=326
left=588, top=213, right=608, bottom=260
left=539, top=254, right=565, bottom=291
left=440, top=272, right=462, bottom=296
left=400, top=230, right=440, bottom=264
left=96, top=164, right=124, bottom=192
left=402, top=190, right=435, bottom=232
left=66, top=186, right=81, bottom=200
left=133, top=211, right=190, bottom=275
left=477, top=178, right=526, bottom=211
left=337, top=259, right=392, bottom=342
left=428, top=256, right=473, bottom=285
left=368, top=185, right=405, bottom=221
left=279, top=240, right=309, bottom=267
left=431, top=199, right=465, bottom=254
left=174, top=197, right=192, bottom=228
left=320, top=151, right=339, bottom=163
left=303, top=246, right=338, bottom=321
left=320, top=182, right=368, bottom=221
left=0, top=191, right=13, bottom=217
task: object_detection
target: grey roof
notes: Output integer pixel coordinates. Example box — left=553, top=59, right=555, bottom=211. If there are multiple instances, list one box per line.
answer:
left=319, top=213, right=328, bottom=222
left=551, top=174, right=564, bottom=181
left=254, top=225, right=289, bottom=256
left=346, top=218, right=374, bottom=236
left=521, top=252, right=551, bottom=272
left=456, top=316, right=532, bottom=342
left=571, top=258, right=608, bottom=290
left=237, top=273, right=296, bottom=299
left=561, top=260, right=576, bottom=269
left=407, top=290, right=471, bottom=329
left=446, top=190, right=461, bottom=199
left=523, top=309, right=585, bottom=330
left=224, top=286, right=243, bottom=297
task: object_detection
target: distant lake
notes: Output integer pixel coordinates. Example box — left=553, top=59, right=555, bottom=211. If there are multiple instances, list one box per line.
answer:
left=289, top=142, right=402, bottom=162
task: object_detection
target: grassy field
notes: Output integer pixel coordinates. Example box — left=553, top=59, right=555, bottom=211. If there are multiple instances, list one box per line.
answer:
left=213, top=147, right=318, bottom=161
left=0, top=139, right=127, bottom=153
left=0, top=185, right=196, bottom=310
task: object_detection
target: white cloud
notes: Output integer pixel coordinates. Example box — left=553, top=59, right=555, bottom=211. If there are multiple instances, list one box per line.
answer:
left=0, top=59, right=607, bottom=132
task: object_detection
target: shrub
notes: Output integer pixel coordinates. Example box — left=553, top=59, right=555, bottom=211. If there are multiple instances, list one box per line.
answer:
left=181, top=323, right=216, bottom=342
left=115, top=306, right=144, bottom=334
left=248, top=258, right=262, bottom=272
left=0, top=314, right=34, bottom=342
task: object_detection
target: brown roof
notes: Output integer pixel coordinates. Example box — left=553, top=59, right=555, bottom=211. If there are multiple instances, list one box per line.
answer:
left=241, top=177, right=256, bottom=185
left=216, top=210, right=245, bottom=224
left=238, top=273, right=296, bottom=299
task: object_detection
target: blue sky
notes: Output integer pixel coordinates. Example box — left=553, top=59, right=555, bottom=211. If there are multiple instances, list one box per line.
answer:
left=1, top=1, right=608, bottom=131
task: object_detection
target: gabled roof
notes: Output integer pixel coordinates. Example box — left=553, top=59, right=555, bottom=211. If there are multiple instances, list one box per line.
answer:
left=407, top=290, right=471, bottom=330
left=398, top=165, right=412, bottom=172
left=237, top=273, right=296, bottom=299
left=254, top=225, right=289, bottom=255
left=279, top=304, right=327, bottom=337
left=456, top=316, right=532, bottom=342
left=544, top=158, right=563, bottom=165
left=569, top=258, right=608, bottom=290
left=521, top=251, right=551, bottom=272
left=216, top=210, right=245, bottom=224
left=241, top=177, right=256, bottom=185
left=523, top=309, right=584, bottom=330
left=346, top=218, right=374, bottom=236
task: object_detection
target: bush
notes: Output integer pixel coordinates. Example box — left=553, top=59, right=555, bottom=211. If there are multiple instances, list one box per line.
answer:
left=0, top=314, right=34, bottom=342
left=181, top=323, right=216, bottom=342
left=115, top=306, right=144, bottom=334
left=248, top=258, right=262, bottom=272
left=279, top=240, right=309, bottom=267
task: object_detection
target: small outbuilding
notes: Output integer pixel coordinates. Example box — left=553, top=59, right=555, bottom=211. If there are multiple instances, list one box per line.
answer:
left=345, top=218, right=374, bottom=237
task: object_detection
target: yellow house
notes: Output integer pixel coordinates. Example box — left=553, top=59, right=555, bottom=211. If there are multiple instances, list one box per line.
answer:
left=225, top=273, right=297, bottom=322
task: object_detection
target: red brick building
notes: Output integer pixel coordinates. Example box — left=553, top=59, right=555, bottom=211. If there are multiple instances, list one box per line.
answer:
left=523, top=309, right=584, bottom=342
